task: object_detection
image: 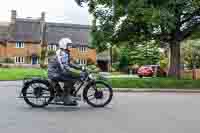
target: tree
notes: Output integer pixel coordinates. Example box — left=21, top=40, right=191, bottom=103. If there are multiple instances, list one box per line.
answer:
left=119, top=48, right=129, bottom=71
left=48, top=50, right=56, bottom=57
left=75, top=0, right=200, bottom=79
left=40, top=21, right=47, bottom=68
left=182, top=39, right=200, bottom=69
left=127, top=41, right=160, bottom=66
left=116, top=0, right=200, bottom=78
left=160, top=51, right=169, bottom=69
left=112, top=45, right=120, bottom=63
left=75, top=0, right=114, bottom=52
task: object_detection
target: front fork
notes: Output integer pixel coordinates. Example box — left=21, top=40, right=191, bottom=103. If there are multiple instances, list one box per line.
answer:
left=74, top=80, right=94, bottom=102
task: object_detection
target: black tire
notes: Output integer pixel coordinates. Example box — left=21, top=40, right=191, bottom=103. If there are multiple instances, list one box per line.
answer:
left=22, top=79, right=54, bottom=108
left=139, top=75, right=143, bottom=78
left=83, top=81, right=113, bottom=108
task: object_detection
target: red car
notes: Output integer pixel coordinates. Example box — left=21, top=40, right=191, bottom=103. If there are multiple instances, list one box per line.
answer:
left=137, top=65, right=167, bottom=78
left=137, top=66, right=154, bottom=78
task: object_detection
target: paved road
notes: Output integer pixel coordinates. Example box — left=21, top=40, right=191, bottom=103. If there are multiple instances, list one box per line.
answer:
left=1, top=81, right=200, bottom=133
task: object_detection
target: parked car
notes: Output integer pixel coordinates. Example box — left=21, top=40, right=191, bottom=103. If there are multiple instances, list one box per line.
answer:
left=137, top=65, right=167, bottom=78
left=137, top=66, right=154, bottom=78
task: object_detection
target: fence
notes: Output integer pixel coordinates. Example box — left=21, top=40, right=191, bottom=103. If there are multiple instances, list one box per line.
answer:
left=181, top=69, right=200, bottom=80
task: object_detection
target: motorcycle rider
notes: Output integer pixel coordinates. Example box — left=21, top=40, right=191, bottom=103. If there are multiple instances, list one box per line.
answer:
left=48, top=38, right=83, bottom=106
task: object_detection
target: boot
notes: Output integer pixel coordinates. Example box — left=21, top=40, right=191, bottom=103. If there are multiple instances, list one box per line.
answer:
left=54, top=96, right=63, bottom=103
left=63, top=95, right=78, bottom=106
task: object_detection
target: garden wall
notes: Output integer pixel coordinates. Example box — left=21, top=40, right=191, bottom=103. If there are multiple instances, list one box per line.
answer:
left=181, top=69, right=200, bottom=80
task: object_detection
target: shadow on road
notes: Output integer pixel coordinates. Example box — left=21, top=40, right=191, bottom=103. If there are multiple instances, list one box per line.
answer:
left=17, top=105, right=113, bottom=113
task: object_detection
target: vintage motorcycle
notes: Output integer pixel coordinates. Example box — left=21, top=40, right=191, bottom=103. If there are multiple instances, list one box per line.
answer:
left=19, top=69, right=113, bottom=108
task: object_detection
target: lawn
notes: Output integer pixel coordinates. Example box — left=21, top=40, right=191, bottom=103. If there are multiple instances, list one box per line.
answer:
left=0, top=68, right=200, bottom=89
left=0, top=68, right=47, bottom=80
left=109, top=78, right=200, bottom=89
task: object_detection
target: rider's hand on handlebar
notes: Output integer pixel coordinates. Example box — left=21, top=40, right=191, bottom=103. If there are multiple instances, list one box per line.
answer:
left=81, top=66, right=86, bottom=72
left=80, top=71, right=89, bottom=80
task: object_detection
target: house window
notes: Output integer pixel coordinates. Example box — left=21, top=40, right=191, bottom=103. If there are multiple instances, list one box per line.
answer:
left=16, top=42, right=24, bottom=48
left=77, top=58, right=87, bottom=65
left=48, top=45, right=51, bottom=50
left=79, top=46, right=87, bottom=52
left=15, top=56, right=24, bottom=64
left=48, top=44, right=57, bottom=51
left=54, top=45, right=57, bottom=50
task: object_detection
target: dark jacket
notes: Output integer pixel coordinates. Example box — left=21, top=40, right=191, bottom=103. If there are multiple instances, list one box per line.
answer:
left=48, top=49, right=81, bottom=80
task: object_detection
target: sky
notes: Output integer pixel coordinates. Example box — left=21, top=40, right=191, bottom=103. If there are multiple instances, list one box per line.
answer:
left=0, top=0, right=92, bottom=25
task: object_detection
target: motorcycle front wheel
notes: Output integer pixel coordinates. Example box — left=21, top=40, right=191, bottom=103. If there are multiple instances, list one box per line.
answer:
left=83, top=81, right=113, bottom=108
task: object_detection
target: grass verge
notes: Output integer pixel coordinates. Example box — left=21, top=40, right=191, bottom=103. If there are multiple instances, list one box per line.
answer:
left=109, top=78, right=200, bottom=89
left=0, top=68, right=47, bottom=80
left=0, top=68, right=200, bottom=89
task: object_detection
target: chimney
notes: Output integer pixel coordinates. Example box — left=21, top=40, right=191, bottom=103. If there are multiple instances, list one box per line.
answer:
left=41, top=12, right=45, bottom=21
left=11, top=10, right=17, bottom=24
left=40, top=12, right=46, bottom=46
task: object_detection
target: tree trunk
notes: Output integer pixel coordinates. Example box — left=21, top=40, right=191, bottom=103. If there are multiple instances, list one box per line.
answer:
left=192, top=63, right=196, bottom=80
left=40, top=45, right=48, bottom=67
left=168, top=41, right=181, bottom=79
left=110, top=46, right=113, bottom=72
left=40, top=21, right=47, bottom=68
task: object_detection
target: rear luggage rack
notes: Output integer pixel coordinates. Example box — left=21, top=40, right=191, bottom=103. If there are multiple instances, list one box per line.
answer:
left=18, top=75, right=47, bottom=99
left=23, top=75, right=47, bottom=84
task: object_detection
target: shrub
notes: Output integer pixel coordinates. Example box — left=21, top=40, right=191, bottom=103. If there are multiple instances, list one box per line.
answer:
left=160, top=52, right=168, bottom=69
left=110, top=78, right=200, bottom=89
left=87, top=58, right=95, bottom=65
left=87, top=64, right=100, bottom=73
left=119, top=48, right=129, bottom=72
left=111, top=67, right=117, bottom=72
left=1, top=65, right=10, bottom=68
left=112, top=62, right=119, bottom=71
left=48, top=50, right=56, bottom=57
left=40, top=64, right=47, bottom=69
left=4, top=58, right=14, bottom=63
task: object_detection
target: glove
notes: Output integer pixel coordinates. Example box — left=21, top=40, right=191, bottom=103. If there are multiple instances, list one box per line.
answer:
left=80, top=71, right=88, bottom=80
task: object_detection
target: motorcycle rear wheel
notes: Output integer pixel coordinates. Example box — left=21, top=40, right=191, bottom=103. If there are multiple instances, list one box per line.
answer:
left=22, top=80, right=54, bottom=108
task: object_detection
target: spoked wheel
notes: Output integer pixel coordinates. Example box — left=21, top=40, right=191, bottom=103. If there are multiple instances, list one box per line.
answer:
left=22, top=80, right=54, bottom=108
left=83, top=81, right=113, bottom=107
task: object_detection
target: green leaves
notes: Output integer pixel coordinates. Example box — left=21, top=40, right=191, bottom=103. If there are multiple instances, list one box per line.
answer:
left=182, top=39, right=200, bottom=69
left=74, top=0, right=200, bottom=78
left=118, top=41, right=160, bottom=67
left=119, top=48, right=129, bottom=70
left=128, top=42, right=160, bottom=66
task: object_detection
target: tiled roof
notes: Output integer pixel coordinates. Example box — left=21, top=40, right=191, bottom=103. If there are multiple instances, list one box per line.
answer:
left=11, top=18, right=42, bottom=42
left=46, top=23, right=90, bottom=46
left=0, top=24, right=9, bottom=41
left=0, top=18, right=91, bottom=46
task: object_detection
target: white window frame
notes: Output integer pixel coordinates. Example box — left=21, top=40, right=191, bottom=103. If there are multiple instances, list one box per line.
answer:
left=48, top=45, right=51, bottom=50
left=53, top=45, right=57, bottom=51
left=48, top=44, right=57, bottom=51
left=79, top=46, right=87, bottom=52
left=16, top=42, right=24, bottom=48
left=15, top=56, right=25, bottom=64
left=77, top=58, right=87, bottom=65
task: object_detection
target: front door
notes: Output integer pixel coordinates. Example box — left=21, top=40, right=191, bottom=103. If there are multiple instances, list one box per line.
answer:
left=32, top=56, right=38, bottom=65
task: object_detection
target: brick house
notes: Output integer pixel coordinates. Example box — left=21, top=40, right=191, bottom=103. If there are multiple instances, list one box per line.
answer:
left=0, top=23, right=9, bottom=62
left=0, top=10, right=96, bottom=65
left=0, top=10, right=43, bottom=64
left=46, top=23, right=96, bottom=65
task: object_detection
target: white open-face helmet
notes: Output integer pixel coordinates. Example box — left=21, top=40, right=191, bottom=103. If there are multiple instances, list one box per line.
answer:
left=58, top=38, right=72, bottom=49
